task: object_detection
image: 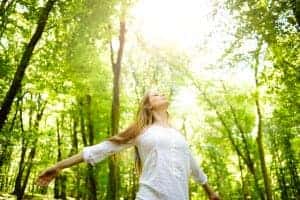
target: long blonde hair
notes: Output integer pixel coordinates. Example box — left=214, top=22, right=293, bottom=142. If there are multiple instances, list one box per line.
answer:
left=107, top=91, right=156, bottom=173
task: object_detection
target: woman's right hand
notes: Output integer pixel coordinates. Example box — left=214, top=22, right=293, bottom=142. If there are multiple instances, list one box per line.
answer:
left=36, top=166, right=61, bottom=187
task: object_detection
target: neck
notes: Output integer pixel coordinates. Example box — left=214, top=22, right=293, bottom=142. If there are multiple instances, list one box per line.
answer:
left=152, top=110, right=169, bottom=127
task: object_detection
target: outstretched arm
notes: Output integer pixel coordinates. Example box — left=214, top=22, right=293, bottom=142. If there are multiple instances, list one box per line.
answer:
left=36, top=152, right=84, bottom=186
left=56, top=152, right=84, bottom=169
left=189, top=149, right=221, bottom=200
left=36, top=139, right=136, bottom=187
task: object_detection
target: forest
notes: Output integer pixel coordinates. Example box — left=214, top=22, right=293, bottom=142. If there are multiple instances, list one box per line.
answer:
left=0, top=0, right=299, bottom=199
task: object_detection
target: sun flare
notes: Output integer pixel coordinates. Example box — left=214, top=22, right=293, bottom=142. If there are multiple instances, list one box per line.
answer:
left=131, top=0, right=214, bottom=49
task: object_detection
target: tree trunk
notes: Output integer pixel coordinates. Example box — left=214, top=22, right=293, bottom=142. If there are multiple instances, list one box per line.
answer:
left=79, top=101, right=87, bottom=200
left=255, top=98, right=272, bottom=200
left=54, top=118, right=66, bottom=199
left=12, top=95, right=28, bottom=197
left=54, top=119, right=61, bottom=198
left=253, top=45, right=273, bottom=200
left=0, top=0, right=57, bottom=131
left=238, top=155, right=248, bottom=200
left=69, top=116, right=80, bottom=199
left=107, top=10, right=126, bottom=200
left=86, top=95, right=97, bottom=200
left=79, top=98, right=87, bottom=146
left=19, top=145, right=37, bottom=200
left=12, top=139, right=27, bottom=196
left=79, top=97, right=97, bottom=200
left=69, top=117, right=79, bottom=156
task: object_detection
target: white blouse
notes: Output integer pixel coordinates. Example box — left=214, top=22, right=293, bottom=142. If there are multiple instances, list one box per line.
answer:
left=82, top=124, right=207, bottom=200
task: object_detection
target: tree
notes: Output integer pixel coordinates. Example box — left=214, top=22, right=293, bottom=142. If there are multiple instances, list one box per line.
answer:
left=0, top=0, right=58, bottom=131
left=107, top=6, right=126, bottom=200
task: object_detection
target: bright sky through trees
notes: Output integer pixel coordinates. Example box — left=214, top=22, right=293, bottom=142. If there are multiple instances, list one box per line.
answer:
left=130, top=0, right=252, bottom=106
left=130, top=0, right=237, bottom=53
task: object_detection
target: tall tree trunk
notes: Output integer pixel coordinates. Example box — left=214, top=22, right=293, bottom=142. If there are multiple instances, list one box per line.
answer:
left=107, top=8, right=126, bottom=200
left=255, top=97, right=272, bottom=200
left=12, top=94, right=28, bottom=196
left=86, top=95, right=97, bottom=200
left=79, top=100, right=87, bottom=200
left=79, top=98, right=87, bottom=146
left=12, top=138, right=27, bottom=197
left=253, top=44, right=273, bottom=200
left=19, top=144, right=37, bottom=200
left=54, top=119, right=61, bottom=198
left=0, top=0, right=57, bottom=131
left=69, top=116, right=80, bottom=199
left=79, top=97, right=97, bottom=200
left=70, top=117, right=79, bottom=156
left=238, top=155, right=248, bottom=200
left=54, top=118, right=66, bottom=199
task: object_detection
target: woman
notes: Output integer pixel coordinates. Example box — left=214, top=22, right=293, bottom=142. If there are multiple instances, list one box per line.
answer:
left=36, top=90, right=220, bottom=200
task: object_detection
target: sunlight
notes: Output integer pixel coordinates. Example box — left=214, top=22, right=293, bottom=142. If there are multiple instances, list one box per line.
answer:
left=131, top=0, right=214, bottom=49
left=130, top=0, right=241, bottom=81
left=172, top=87, right=198, bottom=109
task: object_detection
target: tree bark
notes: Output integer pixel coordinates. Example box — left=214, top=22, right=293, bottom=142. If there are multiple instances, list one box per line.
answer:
left=0, top=0, right=57, bottom=131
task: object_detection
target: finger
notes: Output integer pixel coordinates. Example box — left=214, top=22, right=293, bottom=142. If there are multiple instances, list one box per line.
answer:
left=37, top=179, right=46, bottom=186
left=37, top=178, right=49, bottom=187
left=40, top=180, right=48, bottom=186
left=36, top=178, right=43, bottom=185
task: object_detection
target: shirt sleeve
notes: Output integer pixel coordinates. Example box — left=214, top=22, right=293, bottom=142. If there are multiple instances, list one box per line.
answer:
left=82, top=139, right=136, bottom=166
left=188, top=149, right=208, bottom=185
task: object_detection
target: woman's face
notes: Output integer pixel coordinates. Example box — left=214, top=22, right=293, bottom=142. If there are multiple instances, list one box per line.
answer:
left=148, top=91, right=169, bottom=111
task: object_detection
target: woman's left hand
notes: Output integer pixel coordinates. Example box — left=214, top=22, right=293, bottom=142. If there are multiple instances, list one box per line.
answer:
left=209, top=192, right=221, bottom=200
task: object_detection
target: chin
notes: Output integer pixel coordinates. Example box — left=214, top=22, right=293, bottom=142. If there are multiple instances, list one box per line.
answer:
left=163, top=102, right=170, bottom=109
left=153, top=101, right=169, bottom=110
